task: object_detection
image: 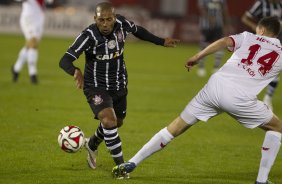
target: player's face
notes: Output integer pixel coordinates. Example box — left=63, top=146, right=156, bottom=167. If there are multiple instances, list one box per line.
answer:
left=94, top=10, right=116, bottom=36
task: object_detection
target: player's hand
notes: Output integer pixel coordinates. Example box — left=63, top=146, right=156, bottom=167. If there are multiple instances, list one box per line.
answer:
left=74, top=68, right=84, bottom=89
left=185, top=55, right=200, bottom=72
left=164, top=38, right=180, bottom=47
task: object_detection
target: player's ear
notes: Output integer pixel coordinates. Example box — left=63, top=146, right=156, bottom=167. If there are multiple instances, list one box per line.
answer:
left=256, top=26, right=264, bottom=35
left=261, top=27, right=267, bottom=35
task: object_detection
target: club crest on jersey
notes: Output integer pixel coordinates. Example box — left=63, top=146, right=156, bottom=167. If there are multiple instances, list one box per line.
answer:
left=92, top=95, right=103, bottom=105
left=108, top=40, right=116, bottom=49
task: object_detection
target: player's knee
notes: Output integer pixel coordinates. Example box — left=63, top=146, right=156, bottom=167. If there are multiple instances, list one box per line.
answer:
left=100, top=116, right=117, bottom=128
left=26, top=38, right=38, bottom=49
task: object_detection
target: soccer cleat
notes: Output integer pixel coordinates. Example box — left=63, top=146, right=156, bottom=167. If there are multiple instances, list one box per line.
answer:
left=112, top=162, right=136, bottom=179
left=255, top=180, right=274, bottom=184
left=263, top=95, right=273, bottom=111
left=11, top=66, right=19, bottom=82
left=84, top=138, right=98, bottom=169
left=30, top=75, right=38, bottom=85
left=197, top=68, right=206, bottom=77
left=112, top=167, right=130, bottom=180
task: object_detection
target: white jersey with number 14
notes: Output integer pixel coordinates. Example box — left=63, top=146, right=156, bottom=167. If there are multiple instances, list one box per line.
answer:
left=216, top=31, right=282, bottom=95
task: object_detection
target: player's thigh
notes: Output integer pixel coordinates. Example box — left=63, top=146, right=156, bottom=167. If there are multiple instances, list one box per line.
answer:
left=84, top=88, right=113, bottom=119
left=225, top=98, right=273, bottom=129
left=181, top=87, right=221, bottom=125
left=112, top=89, right=127, bottom=120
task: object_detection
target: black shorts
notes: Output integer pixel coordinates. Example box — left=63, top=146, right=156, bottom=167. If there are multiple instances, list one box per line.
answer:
left=201, top=27, right=223, bottom=43
left=84, top=88, right=127, bottom=120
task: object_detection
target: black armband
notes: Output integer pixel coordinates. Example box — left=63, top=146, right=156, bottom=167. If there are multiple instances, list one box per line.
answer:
left=133, top=26, right=165, bottom=46
left=59, top=53, right=77, bottom=76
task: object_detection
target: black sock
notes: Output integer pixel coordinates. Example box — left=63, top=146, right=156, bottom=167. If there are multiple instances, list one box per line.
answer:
left=88, top=122, right=104, bottom=151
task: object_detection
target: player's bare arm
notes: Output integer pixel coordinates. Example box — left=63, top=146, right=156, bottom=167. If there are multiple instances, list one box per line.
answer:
left=241, top=14, right=257, bottom=32
left=185, top=37, right=233, bottom=71
left=74, top=68, right=84, bottom=89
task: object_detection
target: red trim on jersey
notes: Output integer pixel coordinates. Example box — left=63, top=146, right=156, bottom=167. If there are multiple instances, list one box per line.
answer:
left=36, top=0, right=45, bottom=9
left=227, top=36, right=235, bottom=52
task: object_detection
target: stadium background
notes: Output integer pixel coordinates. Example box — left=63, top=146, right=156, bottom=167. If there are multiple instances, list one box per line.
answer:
left=1, top=1, right=282, bottom=184
left=0, top=0, right=254, bottom=41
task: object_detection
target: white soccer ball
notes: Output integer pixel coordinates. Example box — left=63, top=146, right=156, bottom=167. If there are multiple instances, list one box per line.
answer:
left=58, top=125, right=85, bottom=153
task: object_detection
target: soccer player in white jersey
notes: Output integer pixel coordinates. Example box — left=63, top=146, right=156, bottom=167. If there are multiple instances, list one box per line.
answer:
left=112, top=16, right=282, bottom=184
left=11, top=0, right=50, bottom=84
left=241, top=0, right=282, bottom=111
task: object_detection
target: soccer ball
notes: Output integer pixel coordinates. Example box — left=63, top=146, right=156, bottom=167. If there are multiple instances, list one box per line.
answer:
left=58, top=125, right=85, bottom=153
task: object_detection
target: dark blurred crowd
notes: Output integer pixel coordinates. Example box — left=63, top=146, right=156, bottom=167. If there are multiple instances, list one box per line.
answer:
left=0, top=0, right=66, bottom=8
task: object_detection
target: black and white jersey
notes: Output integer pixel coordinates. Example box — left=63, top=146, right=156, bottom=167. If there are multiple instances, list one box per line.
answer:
left=66, top=15, right=137, bottom=91
left=246, top=0, right=282, bottom=20
left=61, top=14, right=164, bottom=91
left=198, top=0, right=226, bottom=29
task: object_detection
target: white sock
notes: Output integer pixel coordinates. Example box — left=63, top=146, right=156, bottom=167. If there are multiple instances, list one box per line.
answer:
left=27, top=48, right=38, bottom=76
left=129, top=127, right=174, bottom=166
left=256, top=131, right=281, bottom=182
left=14, top=47, right=27, bottom=72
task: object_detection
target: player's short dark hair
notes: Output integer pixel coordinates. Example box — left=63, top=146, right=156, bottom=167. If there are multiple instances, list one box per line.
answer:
left=258, top=16, right=280, bottom=37
left=95, top=2, right=114, bottom=16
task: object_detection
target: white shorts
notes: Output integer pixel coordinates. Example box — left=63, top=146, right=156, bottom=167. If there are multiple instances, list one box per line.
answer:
left=20, top=13, right=44, bottom=40
left=180, top=75, right=273, bottom=129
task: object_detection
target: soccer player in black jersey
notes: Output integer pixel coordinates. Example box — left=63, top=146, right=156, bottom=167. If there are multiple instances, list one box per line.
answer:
left=241, top=0, right=282, bottom=111
left=59, top=2, right=179, bottom=178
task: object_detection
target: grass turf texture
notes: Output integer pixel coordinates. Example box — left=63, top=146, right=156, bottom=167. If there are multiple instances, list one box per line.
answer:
left=0, top=34, right=282, bottom=184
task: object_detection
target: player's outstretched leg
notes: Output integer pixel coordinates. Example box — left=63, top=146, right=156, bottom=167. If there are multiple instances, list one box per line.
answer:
left=112, top=162, right=136, bottom=179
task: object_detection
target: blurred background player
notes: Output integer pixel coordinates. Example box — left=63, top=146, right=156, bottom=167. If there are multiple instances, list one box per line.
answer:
left=59, top=2, right=179, bottom=178
left=197, top=0, right=231, bottom=77
left=11, top=0, right=52, bottom=84
left=241, top=0, right=282, bottom=110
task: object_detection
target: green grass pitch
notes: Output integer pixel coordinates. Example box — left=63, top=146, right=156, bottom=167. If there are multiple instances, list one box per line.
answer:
left=0, top=34, right=282, bottom=184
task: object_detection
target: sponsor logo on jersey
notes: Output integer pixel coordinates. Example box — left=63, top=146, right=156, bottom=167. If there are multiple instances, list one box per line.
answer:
left=93, top=95, right=103, bottom=105
left=108, top=40, right=116, bottom=49
left=96, top=48, right=124, bottom=60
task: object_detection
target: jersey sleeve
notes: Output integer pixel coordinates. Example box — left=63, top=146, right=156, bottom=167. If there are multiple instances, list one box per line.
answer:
left=228, top=32, right=246, bottom=52
left=59, top=29, right=93, bottom=76
left=116, top=14, right=138, bottom=34
left=116, top=14, right=164, bottom=45
left=65, top=31, right=92, bottom=60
